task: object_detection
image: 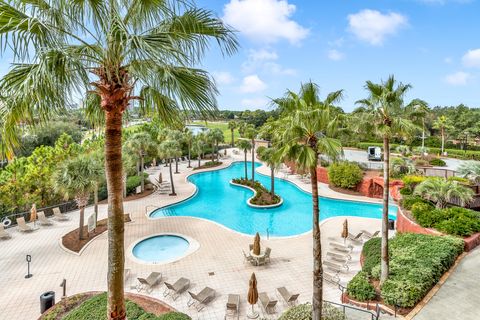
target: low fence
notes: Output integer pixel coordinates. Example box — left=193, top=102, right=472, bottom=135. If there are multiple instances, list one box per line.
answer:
left=0, top=201, right=77, bottom=229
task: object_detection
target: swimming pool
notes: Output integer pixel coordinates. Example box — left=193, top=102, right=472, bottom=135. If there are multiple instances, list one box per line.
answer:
left=150, top=162, right=397, bottom=237
left=131, top=234, right=191, bottom=264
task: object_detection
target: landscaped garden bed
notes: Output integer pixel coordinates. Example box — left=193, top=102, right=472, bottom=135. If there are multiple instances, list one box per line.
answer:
left=231, top=178, right=281, bottom=206
left=39, top=292, right=187, bottom=320
left=193, top=161, right=223, bottom=170
left=62, top=214, right=131, bottom=253
left=346, top=233, right=464, bottom=314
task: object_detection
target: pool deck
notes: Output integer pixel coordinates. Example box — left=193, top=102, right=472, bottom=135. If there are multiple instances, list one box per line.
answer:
left=0, top=148, right=387, bottom=320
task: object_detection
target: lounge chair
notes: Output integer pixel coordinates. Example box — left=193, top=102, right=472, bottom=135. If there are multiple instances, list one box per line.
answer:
left=258, top=292, right=277, bottom=314
left=225, top=294, right=240, bottom=320
left=329, top=242, right=353, bottom=253
left=323, top=260, right=348, bottom=273
left=163, top=277, right=190, bottom=300
left=325, top=254, right=349, bottom=266
left=327, top=250, right=351, bottom=261
left=347, top=232, right=364, bottom=244
left=187, top=287, right=216, bottom=311
left=16, top=217, right=34, bottom=232
left=37, top=211, right=53, bottom=226
left=276, top=287, right=299, bottom=306
left=53, top=207, right=69, bottom=221
left=124, top=268, right=131, bottom=282
left=0, top=224, right=12, bottom=240
left=361, top=230, right=380, bottom=239
left=264, top=247, right=272, bottom=263
left=323, top=271, right=340, bottom=285
left=242, top=250, right=255, bottom=265
left=136, top=272, right=162, bottom=293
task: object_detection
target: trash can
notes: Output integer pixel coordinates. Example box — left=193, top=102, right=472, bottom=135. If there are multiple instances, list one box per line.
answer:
left=388, top=219, right=395, bottom=230
left=40, top=291, right=55, bottom=314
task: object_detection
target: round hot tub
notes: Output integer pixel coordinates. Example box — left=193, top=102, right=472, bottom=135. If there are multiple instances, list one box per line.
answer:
left=129, top=233, right=199, bottom=265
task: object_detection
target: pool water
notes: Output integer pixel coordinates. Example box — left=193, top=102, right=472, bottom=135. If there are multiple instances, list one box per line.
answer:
left=150, top=162, right=397, bottom=237
left=132, top=235, right=190, bottom=263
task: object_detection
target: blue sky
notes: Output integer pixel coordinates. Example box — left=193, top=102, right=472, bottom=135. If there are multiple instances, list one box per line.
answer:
left=196, top=0, right=480, bottom=111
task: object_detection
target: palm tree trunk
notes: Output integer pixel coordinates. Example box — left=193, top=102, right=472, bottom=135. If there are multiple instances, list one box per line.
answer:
left=175, top=157, right=179, bottom=174
left=140, top=154, right=145, bottom=192
left=244, top=151, right=248, bottom=180
left=380, top=136, right=390, bottom=285
left=94, top=183, right=99, bottom=225
left=310, top=165, right=323, bottom=320
left=79, top=206, right=85, bottom=241
left=271, top=167, right=275, bottom=197
left=422, top=120, right=425, bottom=150
left=104, top=109, right=126, bottom=320
left=188, top=144, right=192, bottom=168
left=251, top=140, right=255, bottom=182
left=198, top=155, right=201, bottom=168
left=231, top=129, right=234, bottom=147
left=169, top=159, right=176, bottom=196
left=216, top=141, right=219, bottom=163
left=441, top=128, right=445, bottom=155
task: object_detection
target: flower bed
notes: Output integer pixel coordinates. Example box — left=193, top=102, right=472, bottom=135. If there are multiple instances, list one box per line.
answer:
left=347, top=234, right=464, bottom=312
left=231, top=178, right=281, bottom=206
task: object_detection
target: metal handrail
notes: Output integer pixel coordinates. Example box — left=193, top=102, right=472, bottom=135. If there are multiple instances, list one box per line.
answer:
left=324, top=299, right=381, bottom=320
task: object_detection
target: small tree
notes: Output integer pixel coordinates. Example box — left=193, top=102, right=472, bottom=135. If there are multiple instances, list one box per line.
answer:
left=54, top=155, right=102, bottom=240
left=193, top=135, right=206, bottom=168
left=158, top=140, right=182, bottom=196
left=228, top=120, right=237, bottom=147
left=183, top=128, right=194, bottom=168
left=433, top=116, right=453, bottom=155
left=124, top=132, right=155, bottom=192
left=245, top=125, right=258, bottom=182
left=258, top=147, right=280, bottom=196
left=414, top=178, right=474, bottom=209
left=208, top=128, right=224, bottom=163
left=237, top=139, right=252, bottom=180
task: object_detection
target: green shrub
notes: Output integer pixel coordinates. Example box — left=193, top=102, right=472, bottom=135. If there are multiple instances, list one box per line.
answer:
left=402, top=175, right=427, bottom=191
left=429, top=158, right=446, bottom=167
left=347, top=272, right=376, bottom=301
left=361, top=237, right=381, bottom=276
left=158, top=312, right=192, bottom=320
left=448, top=176, right=471, bottom=185
left=328, top=162, right=363, bottom=189
left=399, top=187, right=412, bottom=196
left=434, top=207, right=480, bottom=237
left=411, top=202, right=444, bottom=228
left=400, top=195, right=426, bottom=210
left=278, top=302, right=347, bottom=320
left=126, top=173, right=149, bottom=195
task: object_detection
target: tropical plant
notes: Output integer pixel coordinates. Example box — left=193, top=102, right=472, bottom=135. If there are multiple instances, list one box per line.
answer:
left=414, top=178, right=474, bottom=209
left=207, top=128, right=224, bottom=163
left=257, top=147, right=281, bottom=196
left=354, top=75, right=420, bottom=284
left=245, top=125, right=257, bottom=182
left=228, top=120, right=237, bottom=147
left=193, top=134, right=207, bottom=168
left=328, top=162, right=363, bottom=189
left=54, top=155, right=103, bottom=240
left=390, top=157, right=417, bottom=178
left=457, top=161, right=480, bottom=184
left=237, top=139, right=252, bottom=180
left=271, top=82, right=343, bottom=319
left=124, top=132, right=155, bottom=192
left=158, top=140, right=182, bottom=196
left=406, top=99, right=430, bottom=149
left=395, top=145, right=411, bottom=157
left=0, top=1, right=237, bottom=317
left=433, top=116, right=454, bottom=155
left=183, top=128, right=194, bottom=168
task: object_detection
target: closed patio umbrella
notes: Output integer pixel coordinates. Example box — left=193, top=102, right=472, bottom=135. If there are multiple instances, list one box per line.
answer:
left=253, top=232, right=261, bottom=256
left=30, top=204, right=37, bottom=228
left=341, top=219, right=348, bottom=244
left=247, top=272, right=259, bottom=319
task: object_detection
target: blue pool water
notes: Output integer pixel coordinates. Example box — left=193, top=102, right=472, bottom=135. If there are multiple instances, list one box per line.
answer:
left=150, top=162, right=397, bottom=237
left=132, top=235, right=190, bottom=263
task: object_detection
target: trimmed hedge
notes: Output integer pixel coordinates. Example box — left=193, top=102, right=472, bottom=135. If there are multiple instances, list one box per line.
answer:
left=328, top=162, right=364, bottom=189
left=429, top=158, right=446, bottom=167
left=347, top=271, right=376, bottom=301
left=278, top=302, right=347, bottom=320
left=357, top=233, right=464, bottom=308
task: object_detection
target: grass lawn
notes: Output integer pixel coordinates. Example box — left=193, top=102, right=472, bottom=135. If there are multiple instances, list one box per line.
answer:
left=191, top=121, right=240, bottom=146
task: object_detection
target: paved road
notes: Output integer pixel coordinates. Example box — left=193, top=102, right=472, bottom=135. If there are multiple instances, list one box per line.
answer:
left=413, top=247, right=480, bottom=320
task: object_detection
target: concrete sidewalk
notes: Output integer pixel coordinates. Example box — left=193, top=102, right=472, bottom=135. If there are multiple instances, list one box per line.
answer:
left=413, top=247, right=480, bottom=320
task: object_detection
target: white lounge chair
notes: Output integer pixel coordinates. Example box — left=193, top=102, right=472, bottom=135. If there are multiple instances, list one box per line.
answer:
left=53, top=207, right=69, bottom=221
left=16, top=217, right=34, bottom=232
left=276, top=287, right=299, bottom=306
left=258, top=292, right=277, bottom=314
left=347, top=232, right=364, bottom=244
left=37, top=211, right=53, bottom=226
left=136, top=272, right=162, bottom=293
left=361, top=230, right=380, bottom=239
left=187, top=287, right=216, bottom=311
left=225, top=294, right=240, bottom=320
left=327, top=250, right=351, bottom=261
left=0, top=224, right=12, bottom=240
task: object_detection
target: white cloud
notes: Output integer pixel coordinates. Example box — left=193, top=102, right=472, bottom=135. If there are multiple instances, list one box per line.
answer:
left=444, top=71, right=471, bottom=86
left=223, top=0, right=309, bottom=44
left=242, top=49, right=296, bottom=75
left=327, top=49, right=345, bottom=61
left=462, top=49, right=480, bottom=68
left=347, top=9, right=408, bottom=45
left=240, top=75, right=267, bottom=93
left=213, top=71, right=235, bottom=85
left=241, top=97, right=269, bottom=108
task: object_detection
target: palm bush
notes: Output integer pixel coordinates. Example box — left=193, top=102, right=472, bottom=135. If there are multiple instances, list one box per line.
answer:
left=414, top=178, right=474, bottom=209
left=390, top=157, right=417, bottom=178
left=457, top=160, right=480, bottom=184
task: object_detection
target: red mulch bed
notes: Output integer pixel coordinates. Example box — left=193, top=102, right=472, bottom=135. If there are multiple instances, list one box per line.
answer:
left=62, top=214, right=131, bottom=253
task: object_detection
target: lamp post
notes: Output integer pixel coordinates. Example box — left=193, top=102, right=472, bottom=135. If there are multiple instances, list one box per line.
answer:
left=25, top=255, right=32, bottom=279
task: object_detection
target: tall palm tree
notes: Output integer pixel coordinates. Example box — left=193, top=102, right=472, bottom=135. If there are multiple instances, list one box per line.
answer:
left=433, top=115, right=453, bottom=155
left=158, top=140, right=182, bottom=196
left=208, top=128, right=224, bottom=162
left=271, top=82, right=343, bottom=320
left=415, top=178, right=474, bottom=209
left=183, top=128, right=194, bottom=168
left=237, top=139, right=252, bottom=180
left=124, top=132, right=154, bottom=192
left=54, top=155, right=103, bottom=240
left=258, top=147, right=280, bottom=196
left=406, top=99, right=430, bottom=149
left=193, top=134, right=206, bottom=168
left=0, top=2, right=237, bottom=318
left=354, top=75, right=419, bottom=284
left=166, top=130, right=184, bottom=174
left=228, top=120, right=237, bottom=147
left=245, top=125, right=257, bottom=182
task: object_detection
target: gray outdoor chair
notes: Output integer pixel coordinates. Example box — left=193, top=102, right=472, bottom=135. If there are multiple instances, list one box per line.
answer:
left=16, top=217, right=34, bottom=232
left=163, top=277, right=190, bottom=300
left=136, top=272, right=162, bottom=293
left=225, top=294, right=240, bottom=320
left=0, top=224, right=12, bottom=240
left=276, top=287, right=299, bottom=306
left=37, top=211, right=53, bottom=226
left=53, top=207, right=69, bottom=221
left=258, top=292, right=277, bottom=314
left=187, top=287, right=216, bottom=311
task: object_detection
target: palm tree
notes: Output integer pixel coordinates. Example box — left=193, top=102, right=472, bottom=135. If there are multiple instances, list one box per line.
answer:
left=354, top=75, right=418, bottom=285
left=193, top=135, right=206, bottom=168
left=54, top=155, right=103, bottom=240
left=183, top=128, right=194, bottom=168
left=124, top=132, right=154, bottom=192
left=237, top=139, right=252, bottom=180
left=433, top=115, right=453, bottom=155
left=208, top=128, right=224, bottom=162
left=167, top=130, right=184, bottom=174
left=228, top=120, right=237, bottom=147
left=158, top=140, right=182, bottom=196
left=457, top=161, right=480, bottom=184
left=0, top=2, right=237, bottom=318
left=406, top=99, right=430, bottom=149
left=414, top=178, right=474, bottom=209
left=257, top=147, right=280, bottom=196
left=271, top=82, right=343, bottom=320
left=245, top=125, right=257, bottom=182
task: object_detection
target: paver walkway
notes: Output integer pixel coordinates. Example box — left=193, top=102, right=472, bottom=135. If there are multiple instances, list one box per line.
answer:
left=413, top=247, right=480, bottom=320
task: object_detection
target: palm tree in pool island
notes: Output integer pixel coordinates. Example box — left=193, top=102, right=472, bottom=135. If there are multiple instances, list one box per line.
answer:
left=272, top=82, right=343, bottom=319
left=237, top=139, right=252, bottom=180
left=228, top=120, right=238, bottom=147
left=245, top=125, right=258, bottom=182
left=258, top=147, right=280, bottom=197
left=355, top=75, right=419, bottom=284
left=0, top=1, right=238, bottom=318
